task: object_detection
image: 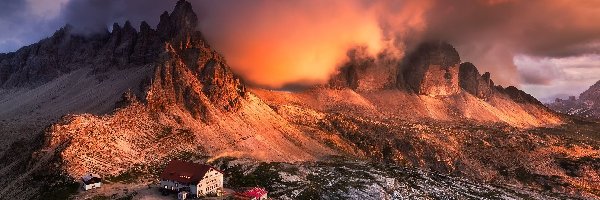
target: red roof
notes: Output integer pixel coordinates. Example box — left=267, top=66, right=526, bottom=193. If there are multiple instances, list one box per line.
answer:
left=239, top=187, right=268, bottom=198
left=160, top=160, right=220, bottom=184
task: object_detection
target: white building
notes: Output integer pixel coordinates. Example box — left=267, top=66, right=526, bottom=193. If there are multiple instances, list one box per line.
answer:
left=81, top=173, right=102, bottom=191
left=160, top=160, right=224, bottom=198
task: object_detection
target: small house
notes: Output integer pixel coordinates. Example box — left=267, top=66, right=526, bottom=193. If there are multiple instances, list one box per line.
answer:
left=234, top=187, right=268, bottom=200
left=81, top=173, right=102, bottom=191
left=160, top=160, right=224, bottom=198
left=178, top=191, right=188, bottom=200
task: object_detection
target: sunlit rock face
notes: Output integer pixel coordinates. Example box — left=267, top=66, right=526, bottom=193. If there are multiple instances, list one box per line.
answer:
left=400, top=41, right=461, bottom=97
left=418, top=64, right=460, bottom=96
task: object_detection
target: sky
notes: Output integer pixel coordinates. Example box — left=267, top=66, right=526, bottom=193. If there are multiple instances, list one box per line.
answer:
left=1, top=0, right=599, bottom=101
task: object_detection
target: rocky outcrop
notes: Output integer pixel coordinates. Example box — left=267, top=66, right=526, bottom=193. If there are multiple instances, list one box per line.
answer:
left=329, top=41, right=547, bottom=110
left=459, top=62, right=494, bottom=99
left=399, top=41, right=461, bottom=97
left=397, top=41, right=547, bottom=108
left=147, top=0, right=246, bottom=118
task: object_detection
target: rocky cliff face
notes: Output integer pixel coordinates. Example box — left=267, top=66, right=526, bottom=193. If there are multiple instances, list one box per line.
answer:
left=547, top=80, right=600, bottom=120
left=399, top=41, right=462, bottom=97
left=147, top=0, right=246, bottom=118
left=330, top=40, right=550, bottom=113
left=459, top=62, right=494, bottom=99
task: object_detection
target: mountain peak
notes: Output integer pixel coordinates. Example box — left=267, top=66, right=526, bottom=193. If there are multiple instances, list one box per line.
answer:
left=157, top=0, right=198, bottom=39
left=409, top=41, right=461, bottom=67
left=172, top=0, right=198, bottom=30
left=400, top=41, right=462, bottom=96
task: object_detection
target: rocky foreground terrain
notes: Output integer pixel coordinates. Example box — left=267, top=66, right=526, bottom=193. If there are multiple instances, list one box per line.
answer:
left=217, top=157, right=591, bottom=200
left=0, top=1, right=598, bottom=199
left=547, top=80, right=600, bottom=120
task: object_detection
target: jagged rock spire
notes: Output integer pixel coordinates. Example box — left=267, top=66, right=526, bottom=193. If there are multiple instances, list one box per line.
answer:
left=157, top=0, right=198, bottom=39
left=459, top=62, right=494, bottom=99
left=139, top=21, right=152, bottom=33
left=172, top=0, right=198, bottom=30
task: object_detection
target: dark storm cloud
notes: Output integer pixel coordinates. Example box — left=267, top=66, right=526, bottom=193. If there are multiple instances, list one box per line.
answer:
left=62, top=0, right=177, bottom=34
left=424, top=0, right=600, bottom=57
left=418, top=0, right=600, bottom=86
left=0, top=0, right=25, bottom=18
left=0, top=0, right=68, bottom=52
left=0, top=0, right=177, bottom=52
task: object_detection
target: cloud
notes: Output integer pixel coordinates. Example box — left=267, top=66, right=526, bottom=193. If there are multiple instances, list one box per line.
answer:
left=62, top=0, right=177, bottom=34
left=517, top=54, right=600, bottom=100
left=192, top=0, right=600, bottom=88
left=26, top=0, right=70, bottom=19
left=417, top=0, right=600, bottom=86
left=193, top=1, right=392, bottom=87
left=0, top=0, right=26, bottom=18
left=0, top=0, right=68, bottom=52
left=514, top=55, right=562, bottom=85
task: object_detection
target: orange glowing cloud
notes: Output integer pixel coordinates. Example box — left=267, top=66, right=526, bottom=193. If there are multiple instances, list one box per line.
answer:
left=195, top=0, right=435, bottom=88
left=201, top=1, right=390, bottom=87
left=197, top=1, right=389, bottom=88
left=191, top=0, right=600, bottom=90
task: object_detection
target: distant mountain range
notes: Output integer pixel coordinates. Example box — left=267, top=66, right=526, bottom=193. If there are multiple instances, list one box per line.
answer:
left=547, top=80, right=600, bottom=120
left=0, top=1, right=598, bottom=199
